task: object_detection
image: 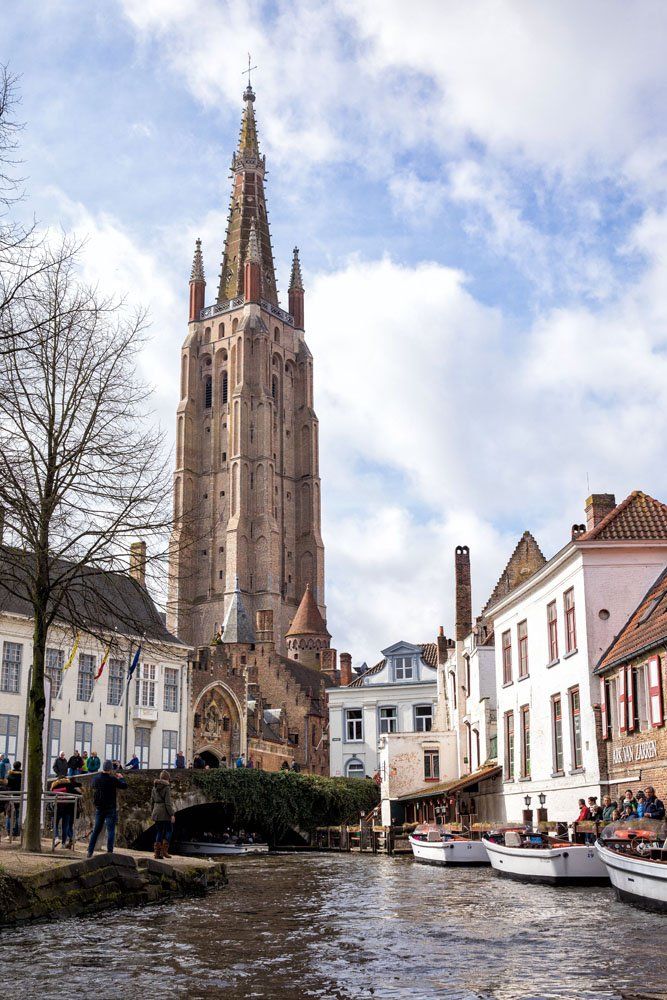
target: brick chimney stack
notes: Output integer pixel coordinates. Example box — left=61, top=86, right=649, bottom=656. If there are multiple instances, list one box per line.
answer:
left=340, top=652, right=352, bottom=687
left=585, top=494, right=616, bottom=531
left=455, top=545, right=472, bottom=642
left=129, top=541, right=147, bottom=588
left=255, top=609, right=274, bottom=644
left=437, top=625, right=449, bottom=665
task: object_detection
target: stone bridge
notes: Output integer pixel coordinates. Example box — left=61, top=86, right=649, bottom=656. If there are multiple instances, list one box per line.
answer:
left=78, top=768, right=379, bottom=849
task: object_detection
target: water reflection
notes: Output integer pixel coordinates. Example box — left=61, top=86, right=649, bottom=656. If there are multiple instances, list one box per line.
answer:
left=6, top=853, right=667, bottom=999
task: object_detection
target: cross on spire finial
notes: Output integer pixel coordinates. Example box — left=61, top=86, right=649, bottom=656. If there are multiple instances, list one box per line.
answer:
left=243, top=53, right=257, bottom=90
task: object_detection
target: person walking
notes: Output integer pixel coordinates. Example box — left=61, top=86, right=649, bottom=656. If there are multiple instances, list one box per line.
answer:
left=67, top=750, right=84, bottom=776
left=53, top=752, right=68, bottom=778
left=150, top=771, right=176, bottom=859
left=5, top=762, right=22, bottom=837
left=644, top=786, right=666, bottom=820
left=51, top=776, right=82, bottom=848
left=175, top=751, right=185, bottom=770
left=87, top=761, right=127, bottom=858
left=87, top=751, right=101, bottom=774
left=235, top=754, right=245, bottom=769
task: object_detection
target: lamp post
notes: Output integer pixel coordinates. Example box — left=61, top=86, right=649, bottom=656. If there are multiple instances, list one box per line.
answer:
left=537, top=791, right=548, bottom=825
left=522, top=792, right=533, bottom=826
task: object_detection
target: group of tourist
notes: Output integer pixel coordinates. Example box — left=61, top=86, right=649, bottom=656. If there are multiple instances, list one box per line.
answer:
left=575, top=786, right=666, bottom=825
left=0, top=757, right=22, bottom=838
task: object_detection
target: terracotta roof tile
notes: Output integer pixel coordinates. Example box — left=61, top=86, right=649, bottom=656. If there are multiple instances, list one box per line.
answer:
left=580, top=491, right=667, bottom=542
left=597, top=566, right=667, bottom=672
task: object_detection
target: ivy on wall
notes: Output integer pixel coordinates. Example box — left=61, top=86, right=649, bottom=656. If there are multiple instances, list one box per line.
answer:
left=193, top=769, right=379, bottom=841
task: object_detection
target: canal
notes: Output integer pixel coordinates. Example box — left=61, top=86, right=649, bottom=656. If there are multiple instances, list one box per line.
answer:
left=5, top=853, right=667, bottom=999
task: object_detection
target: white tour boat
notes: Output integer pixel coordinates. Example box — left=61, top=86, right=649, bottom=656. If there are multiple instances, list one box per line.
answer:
left=483, top=829, right=608, bottom=884
left=409, top=825, right=489, bottom=866
left=596, top=819, right=667, bottom=913
left=177, top=839, right=269, bottom=857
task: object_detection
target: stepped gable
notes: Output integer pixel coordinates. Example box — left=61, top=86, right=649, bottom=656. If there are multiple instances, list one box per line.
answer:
left=597, top=565, right=667, bottom=673
left=347, top=643, right=437, bottom=688
left=483, top=531, right=547, bottom=614
left=579, top=490, right=667, bottom=541
left=285, top=584, right=330, bottom=639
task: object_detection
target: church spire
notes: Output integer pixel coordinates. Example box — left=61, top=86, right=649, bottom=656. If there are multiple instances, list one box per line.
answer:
left=217, top=87, right=278, bottom=308
left=188, top=237, right=206, bottom=322
left=288, top=247, right=304, bottom=329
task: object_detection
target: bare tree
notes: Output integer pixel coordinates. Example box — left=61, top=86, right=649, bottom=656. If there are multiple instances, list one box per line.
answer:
left=0, top=243, right=173, bottom=851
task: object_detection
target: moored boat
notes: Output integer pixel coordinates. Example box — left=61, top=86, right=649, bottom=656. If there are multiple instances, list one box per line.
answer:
left=409, top=825, right=489, bottom=866
left=596, top=819, right=667, bottom=913
left=176, top=839, right=269, bottom=857
left=483, top=829, right=608, bottom=884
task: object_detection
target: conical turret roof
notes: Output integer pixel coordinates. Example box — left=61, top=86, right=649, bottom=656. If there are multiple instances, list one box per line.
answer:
left=285, top=584, right=330, bottom=639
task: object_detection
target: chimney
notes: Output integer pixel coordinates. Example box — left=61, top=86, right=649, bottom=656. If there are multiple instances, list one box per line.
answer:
left=320, top=648, right=337, bottom=677
left=437, top=625, right=449, bottom=665
left=340, top=652, right=352, bottom=687
left=585, top=494, right=616, bottom=532
left=255, top=609, right=274, bottom=644
left=455, top=545, right=472, bottom=642
left=129, top=541, right=146, bottom=588
left=571, top=523, right=586, bottom=541
left=188, top=238, right=206, bottom=323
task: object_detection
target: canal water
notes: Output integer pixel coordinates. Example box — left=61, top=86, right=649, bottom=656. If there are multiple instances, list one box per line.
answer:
left=5, top=853, right=667, bottom=999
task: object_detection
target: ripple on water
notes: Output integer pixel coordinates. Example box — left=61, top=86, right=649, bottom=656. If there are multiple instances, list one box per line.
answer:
left=4, top=853, right=667, bottom=1000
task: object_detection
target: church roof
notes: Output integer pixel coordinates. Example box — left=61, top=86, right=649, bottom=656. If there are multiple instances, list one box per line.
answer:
left=217, top=86, right=278, bottom=307
left=483, top=531, right=547, bottom=614
left=285, top=584, right=330, bottom=639
left=222, top=580, right=256, bottom=645
left=579, top=491, right=667, bottom=542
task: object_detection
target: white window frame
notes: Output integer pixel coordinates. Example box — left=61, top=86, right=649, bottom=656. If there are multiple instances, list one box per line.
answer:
left=345, top=758, right=365, bottom=778
left=414, top=704, right=433, bottom=732
left=136, top=663, right=156, bottom=708
left=378, top=706, right=398, bottom=734
left=394, top=656, right=414, bottom=681
left=105, top=724, right=123, bottom=762
left=0, top=714, right=19, bottom=758
left=162, top=729, right=178, bottom=769
left=424, top=749, right=440, bottom=780
left=45, top=648, right=64, bottom=696
left=107, top=658, right=124, bottom=707
left=163, top=667, right=179, bottom=713
left=74, top=720, right=93, bottom=756
left=345, top=708, right=363, bottom=742
left=134, top=726, right=151, bottom=768
left=76, top=653, right=95, bottom=702
left=1, top=642, right=22, bottom=694
left=48, top=718, right=61, bottom=762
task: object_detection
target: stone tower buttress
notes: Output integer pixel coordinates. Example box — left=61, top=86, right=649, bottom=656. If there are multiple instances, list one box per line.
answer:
left=167, top=85, right=326, bottom=655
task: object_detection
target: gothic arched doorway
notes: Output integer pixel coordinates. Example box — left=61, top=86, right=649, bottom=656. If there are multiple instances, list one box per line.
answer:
left=193, top=682, right=242, bottom=767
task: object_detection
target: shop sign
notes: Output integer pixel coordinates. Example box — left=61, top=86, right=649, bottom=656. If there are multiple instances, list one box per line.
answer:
left=612, top=740, right=658, bottom=765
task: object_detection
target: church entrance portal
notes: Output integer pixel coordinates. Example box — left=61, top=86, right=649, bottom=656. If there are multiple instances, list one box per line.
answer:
left=193, top=683, right=241, bottom=767
left=199, top=750, right=220, bottom=768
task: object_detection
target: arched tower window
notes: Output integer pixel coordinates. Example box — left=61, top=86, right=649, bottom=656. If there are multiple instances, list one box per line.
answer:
left=204, top=375, right=212, bottom=409
left=272, top=375, right=278, bottom=400
left=221, top=370, right=228, bottom=405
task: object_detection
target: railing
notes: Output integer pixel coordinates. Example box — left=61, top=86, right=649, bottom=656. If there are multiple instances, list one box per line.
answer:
left=199, top=296, right=295, bottom=327
left=0, top=790, right=83, bottom=852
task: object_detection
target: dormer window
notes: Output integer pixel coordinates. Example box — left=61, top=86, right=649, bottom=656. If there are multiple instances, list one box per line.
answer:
left=395, top=656, right=414, bottom=681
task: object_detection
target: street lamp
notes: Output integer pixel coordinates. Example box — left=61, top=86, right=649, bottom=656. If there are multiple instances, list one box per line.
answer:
left=524, top=794, right=532, bottom=807
left=538, top=792, right=546, bottom=806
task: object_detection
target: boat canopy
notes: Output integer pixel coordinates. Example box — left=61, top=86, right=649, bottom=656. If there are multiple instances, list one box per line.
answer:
left=600, top=818, right=667, bottom=842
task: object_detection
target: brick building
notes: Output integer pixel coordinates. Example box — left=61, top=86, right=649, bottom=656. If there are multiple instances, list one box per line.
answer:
left=168, top=81, right=325, bottom=653
left=596, top=564, right=667, bottom=800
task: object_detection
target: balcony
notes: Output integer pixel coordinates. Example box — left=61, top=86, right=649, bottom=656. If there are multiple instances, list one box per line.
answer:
left=132, top=706, right=158, bottom=724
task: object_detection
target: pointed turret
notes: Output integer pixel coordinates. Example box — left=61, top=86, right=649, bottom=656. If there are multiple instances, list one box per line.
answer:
left=222, top=578, right=256, bottom=645
left=188, top=238, right=206, bottom=322
left=217, top=87, right=278, bottom=307
left=244, top=219, right=261, bottom=303
left=285, top=584, right=330, bottom=669
left=288, top=247, right=304, bottom=329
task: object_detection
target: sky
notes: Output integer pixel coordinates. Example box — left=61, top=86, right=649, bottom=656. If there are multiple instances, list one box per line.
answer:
left=6, top=0, right=667, bottom=664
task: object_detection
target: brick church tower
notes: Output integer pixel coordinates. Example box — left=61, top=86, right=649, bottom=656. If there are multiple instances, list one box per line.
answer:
left=168, top=83, right=326, bottom=653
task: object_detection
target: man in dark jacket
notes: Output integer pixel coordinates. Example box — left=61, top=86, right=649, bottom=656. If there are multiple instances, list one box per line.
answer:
left=86, top=760, right=128, bottom=858
left=53, top=753, right=68, bottom=777
left=5, top=762, right=22, bottom=836
left=67, top=750, right=84, bottom=775
left=643, top=786, right=665, bottom=820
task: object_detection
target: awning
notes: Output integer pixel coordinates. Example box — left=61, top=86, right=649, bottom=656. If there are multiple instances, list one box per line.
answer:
left=397, top=762, right=502, bottom=802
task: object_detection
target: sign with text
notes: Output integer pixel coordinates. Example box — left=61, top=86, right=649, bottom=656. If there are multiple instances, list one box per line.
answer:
left=612, top=740, right=658, bottom=765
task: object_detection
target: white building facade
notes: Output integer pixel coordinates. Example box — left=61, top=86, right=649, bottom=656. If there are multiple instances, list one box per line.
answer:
left=327, top=640, right=440, bottom=783
left=0, top=579, right=191, bottom=777
left=492, top=492, right=667, bottom=823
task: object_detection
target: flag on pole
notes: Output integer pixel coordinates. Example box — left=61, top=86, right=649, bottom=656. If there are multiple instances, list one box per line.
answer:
left=94, top=643, right=111, bottom=681
left=63, top=633, right=80, bottom=671
left=128, top=644, right=142, bottom=680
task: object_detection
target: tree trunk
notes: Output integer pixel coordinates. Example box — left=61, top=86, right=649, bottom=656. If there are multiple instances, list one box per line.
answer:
left=24, top=604, right=47, bottom=851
